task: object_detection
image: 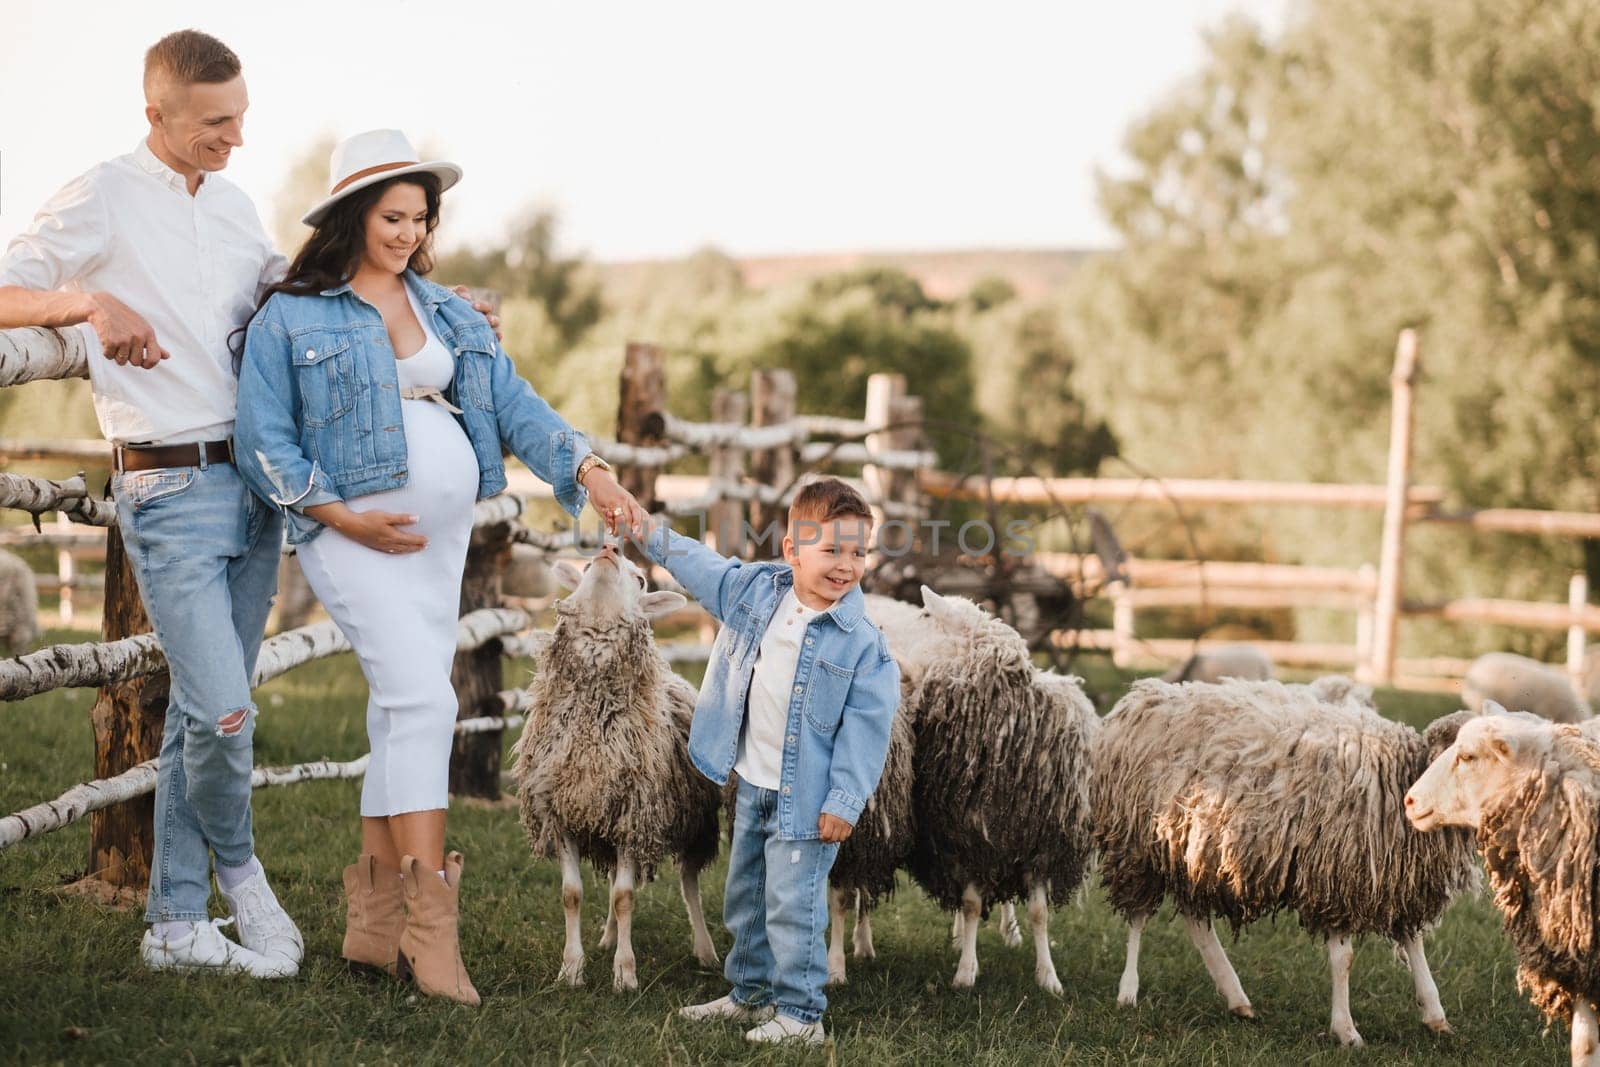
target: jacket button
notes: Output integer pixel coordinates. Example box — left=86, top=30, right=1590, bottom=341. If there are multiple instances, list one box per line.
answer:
left=793, top=685, right=803, bottom=694
left=781, top=786, right=790, bottom=795
left=805, top=637, right=814, bottom=646
left=786, top=735, right=796, bottom=745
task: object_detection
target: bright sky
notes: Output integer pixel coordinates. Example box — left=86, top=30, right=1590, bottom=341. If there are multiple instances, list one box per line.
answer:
left=1, top=0, right=1285, bottom=261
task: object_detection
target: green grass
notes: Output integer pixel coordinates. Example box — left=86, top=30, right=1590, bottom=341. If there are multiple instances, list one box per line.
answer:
left=0, top=634, right=1568, bottom=1065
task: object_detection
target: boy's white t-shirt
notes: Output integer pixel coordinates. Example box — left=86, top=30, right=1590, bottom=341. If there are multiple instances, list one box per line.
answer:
left=736, top=589, right=822, bottom=789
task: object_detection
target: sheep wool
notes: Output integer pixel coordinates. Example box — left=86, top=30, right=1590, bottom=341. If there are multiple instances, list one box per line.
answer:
left=0, top=548, right=40, bottom=655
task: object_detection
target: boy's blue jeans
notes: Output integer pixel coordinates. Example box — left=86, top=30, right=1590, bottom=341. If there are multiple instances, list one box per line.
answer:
left=111, top=460, right=281, bottom=924
left=724, top=778, right=840, bottom=1025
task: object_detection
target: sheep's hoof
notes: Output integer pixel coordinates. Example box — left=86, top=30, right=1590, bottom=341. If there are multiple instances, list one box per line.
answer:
left=558, top=957, right=585, bottom=987
left=1229, top=1003, right=1256, bottom=1021
left=613, top=958, right=638, bottom=992
left=852, top=942, right=876, bottom=961
left=1116, top=990, right=1138, bottom=1008
left=693, top=944, right=720, bottom=968
left=1001, top=925, right=1023, bottom=949
left=1036, top=970, right=1063, bottom=998
left=825, top=968, right=847, bottom=987
left=951, top=965, right=978, bottom=989
left=1425, top=1018, right=1454, bottom=1036
left=1332, top=1027, right=1364, bottom=1048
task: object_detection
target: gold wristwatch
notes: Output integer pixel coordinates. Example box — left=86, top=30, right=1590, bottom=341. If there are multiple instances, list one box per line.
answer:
left=575, top=452, right=612, bottom=487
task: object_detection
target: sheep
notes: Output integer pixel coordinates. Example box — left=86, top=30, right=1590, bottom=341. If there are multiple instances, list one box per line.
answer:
left=0, top=548, right=40, bottom=656
left=1095, top=678, right=1478, bottom=1045
left=1407, top=705, right=1600, bottom=1067
left=1464, top=652, right=1591, bottom=724
left=1299, top=673, right=1375, bottom=709
left=903, top=585, right=1098, bottom=995
left=1161, top=643, right=1274, bottom=683
left=511, top=544, right=721, bottom=992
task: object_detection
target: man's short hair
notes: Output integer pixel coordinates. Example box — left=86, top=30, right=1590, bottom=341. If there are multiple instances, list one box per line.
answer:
left=788, top=477, right=873, bottom=528
left=143, top=30, right=241, bottom=99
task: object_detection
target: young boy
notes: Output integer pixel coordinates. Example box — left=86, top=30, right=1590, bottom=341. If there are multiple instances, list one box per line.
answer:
left=637, top=477, right=899, bottom=1045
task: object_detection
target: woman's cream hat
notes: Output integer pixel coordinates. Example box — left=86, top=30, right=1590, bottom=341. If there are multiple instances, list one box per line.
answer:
left=301, top=129, right=462, bottom=227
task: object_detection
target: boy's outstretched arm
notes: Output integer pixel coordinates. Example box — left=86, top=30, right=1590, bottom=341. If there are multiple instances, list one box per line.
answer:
left=819, top=634, right=901, bottom=832
left=634, top=515, right=759, bottom=623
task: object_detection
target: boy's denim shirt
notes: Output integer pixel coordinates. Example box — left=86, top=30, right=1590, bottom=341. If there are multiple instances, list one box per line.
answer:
left=234, top=270, right=589, bottom=544
left=644, top=526, right=900, bottom=840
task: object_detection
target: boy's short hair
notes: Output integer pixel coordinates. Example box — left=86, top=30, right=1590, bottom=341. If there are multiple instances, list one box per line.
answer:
left=144, top=30, right=241, bottom=98
left=788, top=477, right=873, bottom=528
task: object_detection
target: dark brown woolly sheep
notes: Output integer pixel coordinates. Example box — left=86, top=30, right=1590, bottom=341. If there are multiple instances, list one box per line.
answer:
left=1098, top=679, right=1478, bottom=1046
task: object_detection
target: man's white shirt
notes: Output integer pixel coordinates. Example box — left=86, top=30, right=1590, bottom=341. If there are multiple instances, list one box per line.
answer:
left=0, top=139, right=287, bottom=445
left=736, top=588, right=822, bottom=790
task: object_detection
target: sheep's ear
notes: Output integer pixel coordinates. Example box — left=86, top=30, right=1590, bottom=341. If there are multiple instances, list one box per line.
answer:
left=919, top=584, right=946, bottom=612
left=1482, top=698, right=1511, bottom=718
left=553, top=560, right=584, bottom=591
left=638, top=590, right=687, bottom=620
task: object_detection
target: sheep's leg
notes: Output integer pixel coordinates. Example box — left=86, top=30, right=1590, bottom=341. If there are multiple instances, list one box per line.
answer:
left=597, top=870, right=617, bottom=950
left=610, top=856, right=638, bottom=992
left=557, top=834, right=585, bottom=986
left=679, top=859, right=719, bottom=967
left=1117, top=913, right=1151, bottom=1007
left=1183, top=916, right=1254, bottom=1019
left=952, top=884, right=983, bottom=988
left=1026, top=882, right=1063, bottom=997
left=1327, top=935, right=1363, bottom=1047
left=1573, top=1000, right=1600, bottom=1067
left=826, top=886, right=850, bottom=986
left=998, top=901, right=1023, bottom=948
left=852, top=893, right=877, bottom=960
left=1401, top=934, right=1451, bottom=1034
left=950, top=909, right=963, bottom=948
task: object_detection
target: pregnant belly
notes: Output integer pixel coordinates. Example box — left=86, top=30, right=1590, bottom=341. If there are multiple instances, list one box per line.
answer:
left=347, top=400, right=478, bottom=539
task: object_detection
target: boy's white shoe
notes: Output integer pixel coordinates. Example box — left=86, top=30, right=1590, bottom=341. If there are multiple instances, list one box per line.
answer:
left=219, top=865, right=304, bottom=966
left=141, top=918, right=297, bottom=978
left=679, top=994, right=776, bottom=1024
left=745, top=1015, right=826, bottom=1046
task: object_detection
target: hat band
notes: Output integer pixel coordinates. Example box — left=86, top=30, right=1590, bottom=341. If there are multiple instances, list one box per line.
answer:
left=328, top=159, right=421, bottom=196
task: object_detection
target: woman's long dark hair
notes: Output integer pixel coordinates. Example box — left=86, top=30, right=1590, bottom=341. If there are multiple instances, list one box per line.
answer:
left=231, top=172, right=443, bottom=366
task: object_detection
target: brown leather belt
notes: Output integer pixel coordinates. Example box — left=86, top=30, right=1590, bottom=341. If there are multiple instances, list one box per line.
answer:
left=113, top=439, right=235, bottom=473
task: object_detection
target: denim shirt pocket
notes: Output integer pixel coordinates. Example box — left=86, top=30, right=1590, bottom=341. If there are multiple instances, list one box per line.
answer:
left=803, top=658, right=854, bottom=734
left=725, top=602, right=757, bottom=660
left=291, top=332, right=356, bottom=427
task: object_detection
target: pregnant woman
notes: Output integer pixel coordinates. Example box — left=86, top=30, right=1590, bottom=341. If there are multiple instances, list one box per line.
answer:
left=234, top=130, right=646, bottom=1005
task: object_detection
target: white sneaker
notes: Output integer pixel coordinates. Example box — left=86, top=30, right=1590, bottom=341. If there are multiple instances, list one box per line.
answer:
left=141, top=918, right=297, bottom=978
left=679, top=994, right=776, bottom=1024
left=219, top=865, right=304, bottom=966
left=746, top=1014, right=825, bottom=1045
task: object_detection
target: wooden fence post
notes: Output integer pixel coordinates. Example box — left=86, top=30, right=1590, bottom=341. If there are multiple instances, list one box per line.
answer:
left=1354, top=562, right=1377, bottom=681
left=749, top=369, right=796, bottom=560
left=448, top=520, right=511, bottom=800
left=617, top=343, right=666, bottom=555
left=863, top=373, right=925, bottom=556
left=86, top=523, right=166, bottom=892
left=1569, top=571, right=1589, bottom=692
left=54, top=512, right=74, bottom=627
left=1370, top=329, right=1420, bottom=686
left=703, top=388, right=748, bottom=645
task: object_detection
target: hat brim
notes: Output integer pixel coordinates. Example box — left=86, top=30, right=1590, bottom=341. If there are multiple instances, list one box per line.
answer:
left=300, top=161, right=463, bottom=227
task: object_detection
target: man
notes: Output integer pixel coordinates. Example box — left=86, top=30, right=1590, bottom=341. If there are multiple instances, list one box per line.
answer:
left=1, top=30, right=300, bottom=978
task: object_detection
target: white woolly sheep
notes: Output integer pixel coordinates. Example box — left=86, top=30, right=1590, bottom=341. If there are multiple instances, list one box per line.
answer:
left=1161, top=643, right=1274, bottom=683
left=0, top=548, right=40, bottom=656
left=1464, top=652, right=1591, bottom=724
left=904, top=586, right=1098, bottom=995
left=1298, top=673, right=1375, bottom=709
left=1407, top=705, right=1600, bottom=1067
left=512, top=545, right=722, bottom=991
left=1096, top=679, right=1478, bottom=1046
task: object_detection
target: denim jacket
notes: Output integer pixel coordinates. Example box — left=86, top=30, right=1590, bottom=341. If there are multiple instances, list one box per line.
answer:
left=644, top=527, right=900, bottom=839
left=234, top=271, right=589, bottom=544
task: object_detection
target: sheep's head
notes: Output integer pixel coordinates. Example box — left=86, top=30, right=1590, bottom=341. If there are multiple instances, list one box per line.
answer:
left=552, top=544, right=687, bottom=629
left=1308, top=674, right=1376, bottom=709
left=1406, top=701, right=1553, bottom=831
left=917, top=584, right=1030, bottom=667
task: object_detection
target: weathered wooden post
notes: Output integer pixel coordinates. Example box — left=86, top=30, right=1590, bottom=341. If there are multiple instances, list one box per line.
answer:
left=1369, top=329, right=1420, bottom=686
left=1568, top=572, right=1589, bottom=692
left=86, top=525, right=166, bottom=891
left=617, top=342, right=666, bottom=545
left=863, top=373, right=925, bottom=557
left=54, top=512, right=74, bottom=627
left=748, top=369, right=796, bottom=560
left=448, top=519, right=512, bottom=800
left=1354, top=562, right=1377, bottom=679
left=703, top=388, right=748, bottom=644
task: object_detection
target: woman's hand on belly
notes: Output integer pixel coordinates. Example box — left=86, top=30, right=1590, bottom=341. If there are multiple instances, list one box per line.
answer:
left=305, top=501, right=430, bottom=554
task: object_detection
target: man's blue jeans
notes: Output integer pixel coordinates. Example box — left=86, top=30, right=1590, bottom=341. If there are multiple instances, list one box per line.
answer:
left=724, top=778, right=840, bottom=1025
left=111, top=459, right=281, bottom=923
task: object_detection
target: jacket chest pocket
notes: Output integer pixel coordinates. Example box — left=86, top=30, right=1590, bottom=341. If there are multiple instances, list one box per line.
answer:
left=292, top=334, right=356, bottom=427
left=803, top=658, right=854, bottom=734
left=725, top=603, right=758, bottom=661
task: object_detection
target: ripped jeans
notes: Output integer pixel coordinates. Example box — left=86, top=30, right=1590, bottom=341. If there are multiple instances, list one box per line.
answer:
left=112, top=459, right=282, bottom=923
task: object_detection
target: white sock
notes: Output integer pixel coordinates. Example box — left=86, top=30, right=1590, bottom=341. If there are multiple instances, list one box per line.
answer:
left=216, top=855, right=262, bottom=891
left=152, top=920, right=197, bottom=942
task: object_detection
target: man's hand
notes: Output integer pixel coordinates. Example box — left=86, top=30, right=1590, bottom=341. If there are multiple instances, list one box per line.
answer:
left=818, top=814, right=853, bottom=843
left=84, top=292, right=168, bottom=369
left=453, top=285, right=502, bottom=341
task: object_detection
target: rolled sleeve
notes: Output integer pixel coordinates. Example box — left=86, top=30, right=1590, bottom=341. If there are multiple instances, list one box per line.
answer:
left=0, top=169, right=109, bottom=290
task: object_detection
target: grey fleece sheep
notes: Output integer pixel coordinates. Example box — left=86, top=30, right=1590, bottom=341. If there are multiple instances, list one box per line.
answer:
left=0, top=548, right=40, bottom=656
left=1096, top=679, right=1478, bottom=1045
left=1161, top=643, right=1274, bottom=683
left=1408, top=708, right=1600, bottom=1067
left=512, top=547, right=721, bottom=992
left=1464, top=652, right=1591, bottom=724
left=904, top=586, right=1098, bottom=995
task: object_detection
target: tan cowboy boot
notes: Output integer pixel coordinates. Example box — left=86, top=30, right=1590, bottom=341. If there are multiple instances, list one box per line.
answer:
left=341, top=854, right=405, bottom=976
left=397, top=851, right=480, bottom=1006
